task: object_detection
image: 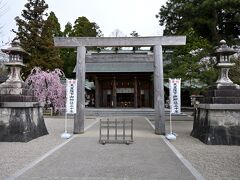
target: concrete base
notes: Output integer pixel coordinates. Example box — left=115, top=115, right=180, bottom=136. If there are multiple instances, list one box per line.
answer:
left=191, top=104, right=240, bottom=145
left=0, top=102, right=48, bottom=142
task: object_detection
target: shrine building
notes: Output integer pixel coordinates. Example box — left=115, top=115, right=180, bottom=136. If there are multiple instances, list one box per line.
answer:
left=84, top=50, right=155, bottom=108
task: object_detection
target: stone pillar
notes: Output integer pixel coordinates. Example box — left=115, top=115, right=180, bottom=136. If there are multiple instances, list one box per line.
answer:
left=134, top=76, right=138, bottom=108
left=112, top=77, right=117, bottom=108
left=74, top=46, right=86, bottom=134
left=95, top=76, right=100, bottom=108
left=154, top=45, right=165, bottom=135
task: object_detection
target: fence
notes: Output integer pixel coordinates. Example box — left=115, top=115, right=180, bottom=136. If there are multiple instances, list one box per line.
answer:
left=99, top=118, right=133, bottom=145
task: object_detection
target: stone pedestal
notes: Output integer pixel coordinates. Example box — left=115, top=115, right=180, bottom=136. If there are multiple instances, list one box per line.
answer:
left=0, top=81, right=48, bottom=142
left=191, top=86, right=240, bottom=145
left=0, top=42, right=48, bottom=142
left=0, top=102, right=48, bottom=142
left=191, top=40, right=240, bottom=145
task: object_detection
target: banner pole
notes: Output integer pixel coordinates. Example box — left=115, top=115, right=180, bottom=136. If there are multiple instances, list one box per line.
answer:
left=169, top=95, right=172, bottom=134
left=65, top=79, right=68, bottom=133
left=64, top=111, right=67, bottom=133
left=169, top=78, right=172, bottom=134
left=61, top=78, right=71, bottom=139
left=166, top=78, right=176, bottom=140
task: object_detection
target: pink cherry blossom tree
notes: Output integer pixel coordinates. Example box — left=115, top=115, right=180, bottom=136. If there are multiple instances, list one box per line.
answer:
left=26, top=67, right=66, bottom=113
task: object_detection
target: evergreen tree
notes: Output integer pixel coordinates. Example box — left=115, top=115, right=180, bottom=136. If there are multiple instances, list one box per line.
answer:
left=229, top=52, right=240, bottom=85
left=40, top=11, right=63, bottom=70
left=45, top=11, right=62, bottom=37
left=164, top=29, right=216, bottom=93
left=13, top=0, right=63, bottom=75
left=156, top=0, right=240, bottom=45
left=63, top=22, right=73, bottom=37
left=61, top=17, right=102, bottom=78
left=156, top=0, right=240, bottom=91
left=72, top=16, right=101, bottom=37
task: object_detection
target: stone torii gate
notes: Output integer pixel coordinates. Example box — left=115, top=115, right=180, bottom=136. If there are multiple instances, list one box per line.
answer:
left=54, top=36, right=186, bottom=135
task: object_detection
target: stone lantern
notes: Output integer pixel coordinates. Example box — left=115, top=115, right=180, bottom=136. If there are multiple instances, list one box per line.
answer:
left=213, top=40, right=238, bottom=88
left=191, top=40, right=240, bottom=145
left=0, top=42, right=48, bottom=142
left=0, top=41, right=30, bottom=95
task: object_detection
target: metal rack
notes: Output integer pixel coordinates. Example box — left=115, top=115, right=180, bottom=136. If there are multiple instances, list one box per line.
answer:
left=99, top=118, right=133, bottom=145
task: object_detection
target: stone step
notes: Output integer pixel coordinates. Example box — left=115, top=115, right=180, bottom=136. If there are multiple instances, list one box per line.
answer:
left=86, top=108, right=155, bottom=118
left=85, top=108, right=186, bottom=119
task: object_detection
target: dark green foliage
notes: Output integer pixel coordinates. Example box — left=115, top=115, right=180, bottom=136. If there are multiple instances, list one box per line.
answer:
left=45, top=12, right=62, bottom=37
left=63, top=22, right=73, bottom=37
left=73, top=16, right=101, bottom=37
left=12, top=1, right=102, bottom=78
left=61, top=48, right=76, bottom=78
left=61, top=17, right=102, bottom=78
left=13, top=0, right=63, bottom=76
left=229, top=55, right=240, bottom=85
left=164, top=29, right=217, bottom=93
left=156, top=0, right=240, bottom=92
left=39, top=11, right=63, bottom=71
left=157, top=0, right=240, bottom=44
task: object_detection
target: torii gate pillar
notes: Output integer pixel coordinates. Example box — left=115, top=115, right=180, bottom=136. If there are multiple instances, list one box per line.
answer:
left=54, top=36, right=186, bottom=135
left=154, top=45, right=165, bottom=134
left=74, top=46, right=86, bottom=133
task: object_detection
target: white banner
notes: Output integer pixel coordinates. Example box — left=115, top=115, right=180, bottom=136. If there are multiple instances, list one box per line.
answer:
left=169, top=78, right=181, bottom=114
left=66, top=79, right=77, bottom=114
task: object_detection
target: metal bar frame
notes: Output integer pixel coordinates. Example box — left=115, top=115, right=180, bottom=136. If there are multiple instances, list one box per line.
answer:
left=99, top=118, right=133, bottom=145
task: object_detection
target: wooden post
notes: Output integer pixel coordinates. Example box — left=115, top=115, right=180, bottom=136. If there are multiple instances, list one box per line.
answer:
left=95, top=76, right=100, bottom=108
left=74, top=46, right=86, bottom=134
left=154, top=45, right=165, bottom=135
left=112, top=77, right=117, bottom=108
left=134, top=76, right=138, bottom=108
left=145, top=89, right=149, bottom=107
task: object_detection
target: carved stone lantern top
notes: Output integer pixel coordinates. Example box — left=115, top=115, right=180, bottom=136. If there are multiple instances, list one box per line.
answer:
left=0, top=41, right=29, bottom=95
left=212, top=40, right=237, bottom=63
left=212, top=40, right=238, bottom=88
left=1, top=41, right=27, bottom=67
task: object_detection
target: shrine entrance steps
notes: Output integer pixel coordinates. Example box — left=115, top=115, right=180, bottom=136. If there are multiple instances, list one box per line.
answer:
left=85, top=108, right=191, bottom=121
left=85, top=108, right=169, bottom=119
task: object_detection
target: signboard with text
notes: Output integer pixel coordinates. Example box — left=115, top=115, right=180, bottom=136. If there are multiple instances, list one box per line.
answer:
left=169, top=78, right=181, bottom=114
left=66, top=79, right=77, bottom=114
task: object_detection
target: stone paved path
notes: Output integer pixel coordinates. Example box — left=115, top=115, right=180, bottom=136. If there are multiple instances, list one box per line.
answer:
left=16, top=117, right=196, bottom=180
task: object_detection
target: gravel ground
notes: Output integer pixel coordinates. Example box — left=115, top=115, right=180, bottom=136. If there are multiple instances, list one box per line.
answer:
left=0, top=115, right=240, bottom=180
left=165, top=119, right=240, bottom=180
left=0, top=116, right=96, bottom=179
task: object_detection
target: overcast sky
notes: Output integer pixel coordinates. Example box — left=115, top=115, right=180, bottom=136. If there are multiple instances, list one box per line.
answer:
left=1, top=0, right=167, bottom=45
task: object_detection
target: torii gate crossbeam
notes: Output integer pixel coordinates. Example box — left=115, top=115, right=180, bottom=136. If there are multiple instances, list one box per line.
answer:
left=54, top=36, right=186, bottom=135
